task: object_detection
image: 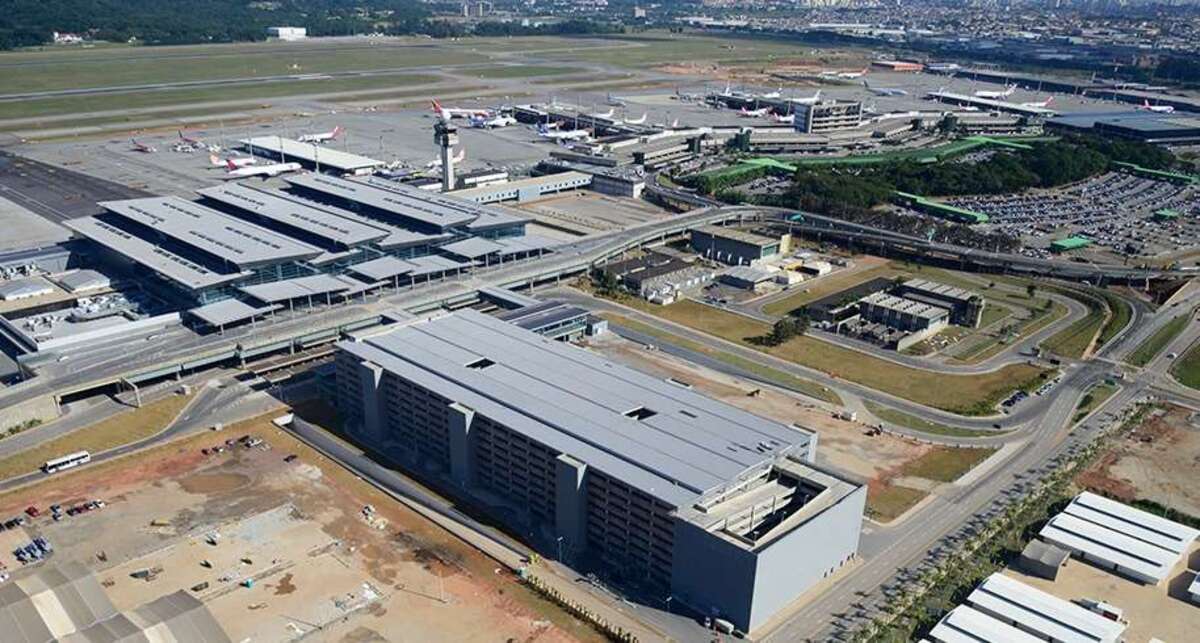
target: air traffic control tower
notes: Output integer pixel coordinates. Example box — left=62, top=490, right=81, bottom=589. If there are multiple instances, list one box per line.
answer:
left=434, top=120, right=459, bottom=192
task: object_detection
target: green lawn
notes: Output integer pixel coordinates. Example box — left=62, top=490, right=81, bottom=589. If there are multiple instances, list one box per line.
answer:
left=1128, top=312, right=1192, bottom=367
left=621, top=298, right=1052, bottom=415
left=0, top=40, right=485, bottom=94
left=602, top=313, right=843, bottom=405
left=978, top=302, right=1012, bottom=329
left=867, top=485, right=927, bottom=523
left=0, top=73, right=440, bottom=121
left=457, top=65, right=576, bottom=79
left=899, top=446, right=997, bottom=483
left=555, top=32, right=850, bottom=68
left=1040, top=287, right=1133, bottom=359
left=863, top=402, right=1006, bottom=438
left=1072, top=383, right=1118, bottom=424
left=1171, top=343, right=1200, bottom=390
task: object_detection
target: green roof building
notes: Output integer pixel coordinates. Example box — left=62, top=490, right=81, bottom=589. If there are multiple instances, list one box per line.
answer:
left=1050, top=237, right=1091, bottom=253
left=893, top=191, right=989, bottom=224
left=1153, top=209, right=1182, bottom=221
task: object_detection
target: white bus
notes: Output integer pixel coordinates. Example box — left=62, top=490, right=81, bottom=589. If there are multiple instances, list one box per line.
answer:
left=42, top=451, right=91, bottom=474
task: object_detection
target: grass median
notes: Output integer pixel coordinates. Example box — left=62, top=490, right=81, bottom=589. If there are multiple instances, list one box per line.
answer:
left=1128, top=312, right=1192, bottom=367
left=1040, top=286, right=1132, bottom=359
left=1072, top=383, right=1118, bottom=424
left=602, top=313, right=842, bottom=405
left=863, top=401, right=1005, bottom=438
left=611, top=298, right=1052, bottom=415
left=0, top=392, right=193, bottom=482
left=1171, top=342, right=1200, bottom=390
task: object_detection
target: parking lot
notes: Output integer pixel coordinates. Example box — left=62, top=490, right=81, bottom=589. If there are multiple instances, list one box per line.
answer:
left=943, top=171, right=1200, bottom=262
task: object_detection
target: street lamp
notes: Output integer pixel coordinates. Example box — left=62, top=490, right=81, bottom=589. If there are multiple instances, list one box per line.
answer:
left=556, top=536, right=564, bottom=562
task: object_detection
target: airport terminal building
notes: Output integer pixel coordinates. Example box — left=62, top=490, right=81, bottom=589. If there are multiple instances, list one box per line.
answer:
left=332, top=309, right=865, bottom=632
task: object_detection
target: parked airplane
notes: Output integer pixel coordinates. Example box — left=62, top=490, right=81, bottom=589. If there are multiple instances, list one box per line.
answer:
left=468, top=114, right=517, bottom=128
left=788, top=90, right=822, bottom=105
left=425, top=149, right=466, bottom=169
left=130, top=139, right=156, bottom=153
left=761, top=87, right=783, bottom=99
left=591, top=107, right=614, bottom=119
left=1139, top=99, right=1175, bottom=113
left=536, top=123, right=591, bottom=141
left=210, top=154, right=257, bottom=168
left=863, top=80, right=908, bottom=96
left=222, top=160, right=301, bottom=179
left=606, top=93, right=626, bottom=107
left=1020, top=96, right=1054, bottom=108
left=739, top=106, right=771, bottom=118
left=772, top=112, right=795, bottom=124
left=431, top=99, right=490, bottom=121
left=297, top=126, right=343, bottom=143
left=624, top=112, right=647, bottom=125
left=974, top=84, right=1017, bottom=99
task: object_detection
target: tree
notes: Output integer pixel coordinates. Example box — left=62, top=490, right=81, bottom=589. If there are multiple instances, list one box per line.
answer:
left=1026, top=283, right=1037, bottom=299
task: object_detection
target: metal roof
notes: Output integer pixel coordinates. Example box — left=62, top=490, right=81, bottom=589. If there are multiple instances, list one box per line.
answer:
left=54, top=270, right=111, bottom=293
left=1038, top=491, right=1200, bottom=583
left=967, top=573, right=1126, bottom=643
left=64, top=216, right=250, bottom=291
left=0, top=561, right=118, bottom=643
left=187, top=299, right=279, bottom=327
left=339, top=309, right=812, bottom=507
left=496, top=301, right=588, bottom=332
left=0, top=277, right=53, bottom=300
left=238, top=274, right=363, bottom=303
left=197, top=183, right=389, bottom=249
left=495, top=234, right=559, bottom=254
left=355, top=176, right=531, bottom=232
left=240, top=136, right=381, bottom=171
left=903, top=278, right=973, bottom=303
left=405, top=254, right=469, bottom=277
left=264, top=187, right=449, bottom=250
left=97, top=197, right=321, bottom=269
left=286, top=174, right=476, bottom=231
left=439, top=237, right=505, bottom=259
left=930, top=605, right=1044, bottom=643
left=347, top=255, right=414, bottom=281
left=59, top=590, right=231, bottom=643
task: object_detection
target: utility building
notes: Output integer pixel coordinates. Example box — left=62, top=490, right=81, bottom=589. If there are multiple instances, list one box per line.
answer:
left=691, top=225, right=789, bottom=265
left=894, top=279, right=985, bottom=328
left=332, top=309, right=864, bottom=633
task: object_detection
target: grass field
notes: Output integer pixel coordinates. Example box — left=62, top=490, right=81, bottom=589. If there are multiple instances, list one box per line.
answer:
left=1072, top=383, right=1118, bottom=424
left=458, top=65, right=576, bottom=79
left=863, top=402, right=1005, bottom=438
left=1127, top=312, right=1192, bottom=367
left=0, top=73, right=441, bottom=121
left=623, top=298, right=1051, bottom=415
left=954, top=301, right=1068, bottom=364
left=601, top=313, right=842, bottom=404
left=1040, top=287, right=1131, bottom=359
left=762, top=263, right=902, bottom=317
left=867, top=485, right=927, bottom=523
left=899, top=446, right=997, bottom=483
left=555, top=33, right=847, bottom=68
left=0, top=392, right=193, bottom=481
left=1171, top=342, right=1200, bottom=390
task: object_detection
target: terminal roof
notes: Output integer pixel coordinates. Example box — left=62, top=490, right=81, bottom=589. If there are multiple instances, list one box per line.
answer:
left=240, top=136, right=381, bottom=171
left=239, top=274, right=364, bottom=303
left=187, top=299, right=279, bottom=327
left=340, top=309, right=810, bottom=506
left=97, top=197, right=321, bottom=269
left=286, top=174, right=477, bottom=231
left=197, top=183, right=389, bottom=248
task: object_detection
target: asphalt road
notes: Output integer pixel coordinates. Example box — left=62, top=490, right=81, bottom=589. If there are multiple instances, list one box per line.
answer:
left=0, top=150, right=149, bottom=223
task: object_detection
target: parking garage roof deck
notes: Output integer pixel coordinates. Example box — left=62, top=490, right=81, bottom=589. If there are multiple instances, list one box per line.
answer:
left=340, top=309, right=812, bottom=507
left=63, top=216, right=250, bottom=291
left=197, top=183, right=389, bottom=249
left=97, top=196, right=321, bottom=270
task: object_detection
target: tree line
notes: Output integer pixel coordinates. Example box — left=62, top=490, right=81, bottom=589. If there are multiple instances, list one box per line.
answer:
left=0, top=0, right=621, bottom=50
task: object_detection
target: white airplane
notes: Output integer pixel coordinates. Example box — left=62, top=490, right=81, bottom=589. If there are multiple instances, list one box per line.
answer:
left=822, top=67, right=868, bottom=80
left=469, top=114, right=517, bottom=128
left=536, top=123, right=590, bottom=141
left=178, top=130, right=204, bottom=147
left=130, top=139, right=156, bottom=153
left=863, top=80, right=908, bottom=96
left=591, top=107, right=614, bottom=119
left=1139, top=99, right=1175, bottom=113
left=425, top=149, right=466, bottom=169
left=772, top=113, right=795, bottom=124
left=297, top=125, right=343, bottom=143
left=222, top=160, right=301, bottom=179
left=1020, top=96, right=1054, bottom=108
left=624, top=112, right=647, bottom=125
left=740, top=106, right=771, bottom=118
left=210, top=154, right=257, bottom=168
left=761, top=86, right=783, bottom=99
left=974, top=84, right=1017, bottom=99
left=788, top=90, right=822, bottom=105
left=606, top=92, right=626, bottom=107
left=431, top=99, right=490, bottom=121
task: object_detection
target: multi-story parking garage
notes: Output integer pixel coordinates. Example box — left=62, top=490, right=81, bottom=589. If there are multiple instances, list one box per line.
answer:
left=332, top=308, right=865, bottom=633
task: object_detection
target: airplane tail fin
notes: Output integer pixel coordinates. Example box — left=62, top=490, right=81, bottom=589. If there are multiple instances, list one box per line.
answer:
left=227, top=159, right=237, bottom=171
left=210, top=154, right=221, bottom=166
left=431, top=99, right=442, bottom=112
left=331, top=126, right=343, bottom=138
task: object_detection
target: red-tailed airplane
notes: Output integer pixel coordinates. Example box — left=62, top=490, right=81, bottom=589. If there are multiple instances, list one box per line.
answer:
left=297, top=125, right=343, bottom=143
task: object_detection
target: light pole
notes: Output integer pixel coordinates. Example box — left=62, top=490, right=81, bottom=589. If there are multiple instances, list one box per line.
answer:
left=556, top=536, right=564, bottom=562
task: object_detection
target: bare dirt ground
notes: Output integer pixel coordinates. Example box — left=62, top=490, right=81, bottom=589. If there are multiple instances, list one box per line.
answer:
left=0, top=413, right=602, bottom=643
left=1076, top=404, right=1200, bottom=517
left=1003, top=542, right=1200, bottom=643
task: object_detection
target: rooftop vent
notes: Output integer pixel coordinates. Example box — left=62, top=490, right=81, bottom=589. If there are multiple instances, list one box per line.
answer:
left=466, top=357, right=495, bottom=370
left=624, top=407, right=657, bottom=421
